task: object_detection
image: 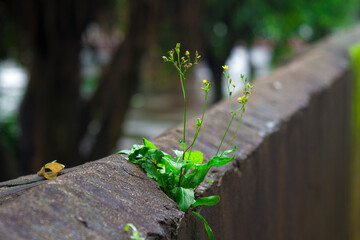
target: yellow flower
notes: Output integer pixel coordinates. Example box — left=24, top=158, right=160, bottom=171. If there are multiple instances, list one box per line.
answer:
left=222, top=65, right=228, bottom=70
left=238, top=95, right=245, bottom=101
left=201, top=80, right=211, bottom=93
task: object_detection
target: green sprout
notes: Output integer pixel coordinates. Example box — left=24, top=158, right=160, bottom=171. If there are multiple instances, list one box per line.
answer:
left=124, top=223, right=144, bottom=240
left=119, top=44, right=253, bottom=240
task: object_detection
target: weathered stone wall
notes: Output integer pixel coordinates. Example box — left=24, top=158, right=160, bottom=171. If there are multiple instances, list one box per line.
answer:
left=0, top=25, right=359, bottom=240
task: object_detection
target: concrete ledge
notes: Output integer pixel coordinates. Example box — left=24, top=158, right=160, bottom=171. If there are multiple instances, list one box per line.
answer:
left=0, top=156, right=183, bottom=239
left=0, top=25, right=359, bottom=239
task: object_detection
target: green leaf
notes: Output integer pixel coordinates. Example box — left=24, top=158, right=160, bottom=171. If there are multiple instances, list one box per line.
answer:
left=141, top=160, right=159, bottom=181
left=220, top=145, right=237, bottom=157
left=158, top=172, right=177, bottom=194
left=173, top=150, right=183, bottom=157
left=180, top=152, right=235, bottom=189
left=143, top=138, right=158, bottom=150
left=173, top=150, right=184, bottom=161
left=163, top=155, right=183, bottom=175
left=131, top=144, right=145, bottom=151
left=171, top=187, right=195, bottom=212
left=182, top=162, right=194, bottom=175
left=117, top=149, right=131, bottom=155
left=192, top=195, right=220, bottom=208
left=174, top=149, right=193, bottom=162
left=192, top=211, right=213, bottom=240
left=207, top=155, right=235, bottom=167
left=157, top=172, right=170, bottom=189
left=117, top=144, right=145, bottom=157
left=145, top=149, right=164, bottom=164
left=180, top=164, right=210, bottom=189
left=184, top=151, right=203, bottom=164
left=127, top=145, right=150, bottom=160
left=162, top=154, right=177, bottom=165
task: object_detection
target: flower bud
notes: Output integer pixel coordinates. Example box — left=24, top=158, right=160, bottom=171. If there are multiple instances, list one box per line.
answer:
left=238, top=95, right=245, bottom=102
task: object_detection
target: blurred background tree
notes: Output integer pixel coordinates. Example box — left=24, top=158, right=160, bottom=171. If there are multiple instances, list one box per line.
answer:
left=0, top=0, right=359, bottom=180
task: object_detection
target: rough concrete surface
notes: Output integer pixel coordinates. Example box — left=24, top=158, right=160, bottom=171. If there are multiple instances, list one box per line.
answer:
left=0, top=157, right=183, bottom=239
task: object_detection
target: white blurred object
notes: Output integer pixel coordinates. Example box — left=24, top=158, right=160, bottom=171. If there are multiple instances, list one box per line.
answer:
left=0, top=60, right=27, bottom=88
left=250, top=40, right=273, bottom=78
left=222, top=44, right=250, bottom=97
left=0, top=60, right=28, bottom=120
left=299, top=24, right=313, bottom=40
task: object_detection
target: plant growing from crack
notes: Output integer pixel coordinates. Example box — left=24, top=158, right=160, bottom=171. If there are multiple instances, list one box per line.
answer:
left=119, top=43, right=253, bottom=239
left=125, top=223, right=144, bottom=240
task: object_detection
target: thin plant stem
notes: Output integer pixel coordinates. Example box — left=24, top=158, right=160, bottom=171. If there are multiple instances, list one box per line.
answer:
left=187, top=92, right=208, bottom=158
left=174, top=61, right=187, bottom=156
left=176, top=52, right=188, bottom=156
left=223, top=71, right=232, bottom=113
left=221, top=106, right=245, bottom=155
left=216, top=114, right=236, bottom=156
left=180, top=74, right=187, bottom=147
left=216, top=69, right=236, bottom=156
left=178, top=166, right=184, bottom=187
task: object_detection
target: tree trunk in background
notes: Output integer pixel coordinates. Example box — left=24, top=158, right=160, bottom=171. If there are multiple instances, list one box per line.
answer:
left=17, top=0, right=160, bottom=174
left=82, top=0, right=160, bottom=161
left=0, top=144, right=7, bottom=181
left=172, top=0, right=202, bottom=53
left=19, top=0, right=89, bottom=173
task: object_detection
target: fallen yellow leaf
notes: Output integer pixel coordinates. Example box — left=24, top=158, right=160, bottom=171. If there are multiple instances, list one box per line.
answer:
left=37, top=161, right=65, bottom=179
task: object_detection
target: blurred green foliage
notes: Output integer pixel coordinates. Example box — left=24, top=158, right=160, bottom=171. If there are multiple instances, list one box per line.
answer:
left=0, top=115, right=20, bottom=159
left=201, top=0, right=359, bottom=61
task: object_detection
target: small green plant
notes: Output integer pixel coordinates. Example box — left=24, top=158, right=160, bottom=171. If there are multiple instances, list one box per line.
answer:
left=124, top=223, right=144, bottom=240
left=119, top=43, right=253, bottom=239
